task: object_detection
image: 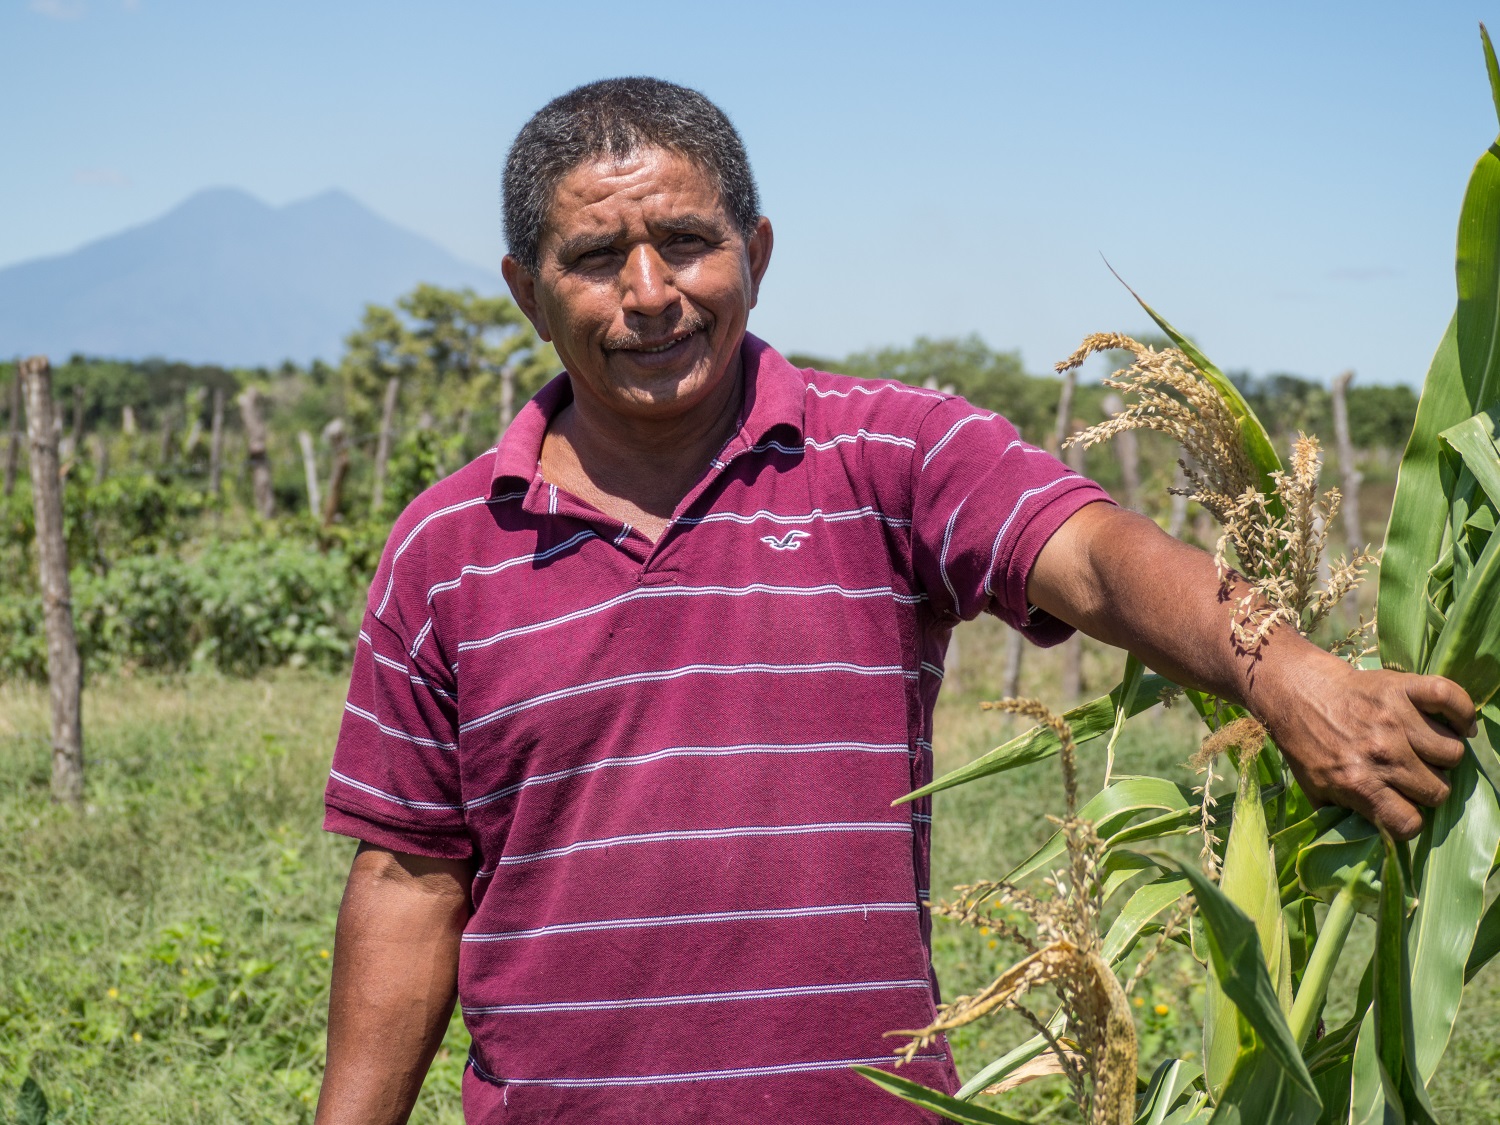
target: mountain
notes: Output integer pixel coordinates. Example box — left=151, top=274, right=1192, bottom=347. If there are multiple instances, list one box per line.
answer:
left=0, top=188, right=506, bottom=367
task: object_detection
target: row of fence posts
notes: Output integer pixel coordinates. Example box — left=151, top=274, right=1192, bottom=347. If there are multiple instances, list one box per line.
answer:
left=2, top=359, right=458, bottom=810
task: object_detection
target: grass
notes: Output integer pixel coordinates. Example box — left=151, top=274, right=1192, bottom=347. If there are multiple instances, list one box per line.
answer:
left=2, top=616, right=1496, bottom=1121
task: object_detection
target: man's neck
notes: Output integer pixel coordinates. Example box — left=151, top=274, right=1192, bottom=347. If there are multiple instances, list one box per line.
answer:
left=539, top=358, right=745, bottom=543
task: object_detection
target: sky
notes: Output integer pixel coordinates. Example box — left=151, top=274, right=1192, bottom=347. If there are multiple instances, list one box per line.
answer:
left=4, top=1, right=1498, bottom=385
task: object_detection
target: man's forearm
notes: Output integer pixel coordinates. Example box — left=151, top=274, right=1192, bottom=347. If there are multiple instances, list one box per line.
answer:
left=316, top=844, right=472, bottom=1125
left=1026, top=502, right=1314, bottom=713
left=1027, top=502, right=1474, bottom=839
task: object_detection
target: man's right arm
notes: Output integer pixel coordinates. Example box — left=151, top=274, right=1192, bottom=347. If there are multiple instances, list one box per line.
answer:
left=315, top=843, right=473, bottom=1125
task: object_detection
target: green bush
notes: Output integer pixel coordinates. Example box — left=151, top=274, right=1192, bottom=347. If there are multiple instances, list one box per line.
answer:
left=0, top=540, right=358, bottom=681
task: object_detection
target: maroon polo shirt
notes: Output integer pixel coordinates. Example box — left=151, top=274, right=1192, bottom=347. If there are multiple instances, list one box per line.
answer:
left=324, top=333, right=1111, bottom=1123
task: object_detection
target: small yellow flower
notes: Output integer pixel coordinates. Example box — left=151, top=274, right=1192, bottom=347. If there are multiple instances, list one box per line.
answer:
left=1132, top=996, right=1145, bottom=1008
left=979, top=927, right=990, bottom=936
left=987, top=939, right=998, bottom=950
left=132, top=1032, right=142, bottom=1043
left=1154, top=1003, right=1170, bottom=1016
left=107, top=987, right=119, bottom=1000
left=319, top=949, right=330, bottom=959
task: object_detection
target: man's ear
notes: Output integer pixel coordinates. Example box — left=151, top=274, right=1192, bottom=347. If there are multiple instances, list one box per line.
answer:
left=746, top=216, right=774, bottom=309
left=502, top=255, right=552, bottom=342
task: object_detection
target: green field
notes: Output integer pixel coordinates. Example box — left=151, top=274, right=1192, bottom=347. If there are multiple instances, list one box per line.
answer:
left=3, top=617, right=1497, bottom=1122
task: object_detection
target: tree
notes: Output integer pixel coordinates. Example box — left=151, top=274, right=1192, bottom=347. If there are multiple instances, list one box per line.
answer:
left=339, top=285, right=555, bottom=454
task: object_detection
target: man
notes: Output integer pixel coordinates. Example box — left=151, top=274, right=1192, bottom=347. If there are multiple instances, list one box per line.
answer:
left=315, top=78, right=1475, bottom=1124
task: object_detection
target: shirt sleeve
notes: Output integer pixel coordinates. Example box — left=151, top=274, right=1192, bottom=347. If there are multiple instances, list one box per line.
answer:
left=323, top=544, right=471, bottom=859
left=909, top=396, right=1114, bottom=645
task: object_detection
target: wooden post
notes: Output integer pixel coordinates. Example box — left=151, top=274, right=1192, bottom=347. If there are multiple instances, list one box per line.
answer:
left=1001, top=628, right=1024, bottom=699
left=208, top=387, right=226, bottom=496
left=121, top=404, right=137, bottom=436
left=3, top=371, right=20, bottom=496
left=321, top=419, right=350, bottom=527
left=184, top=405, right=203, bottom=458
left=1102, top=392, right=1140, bottom=511
left=499, top=364, right=516, bottom=438
left=89, top=434, right=108, bottom=486
left=371, top=375, right=400, bottom=517
left=1331, top=370, right=1363, bottom=547
left=298, top=430, right=322, bottom=519
left=237, top=387, right=274, bottom=519
left=20, top=357, right=84, bottom=809
left=59, top=383, right=85, bottom=463
left=1050, top=368, right=1076, bottom=456
left=157, top=404, right=176, bottom=467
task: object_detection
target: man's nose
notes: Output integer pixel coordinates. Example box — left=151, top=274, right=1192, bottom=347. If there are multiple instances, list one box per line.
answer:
left=619, top=245, right=676, bottom=317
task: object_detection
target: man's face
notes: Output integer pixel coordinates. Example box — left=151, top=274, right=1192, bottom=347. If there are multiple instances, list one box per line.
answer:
left=503, top=147, right=772, bottom=427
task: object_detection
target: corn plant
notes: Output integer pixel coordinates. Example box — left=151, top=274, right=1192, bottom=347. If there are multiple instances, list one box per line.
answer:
left=862, top=25, right=1500, bottom=1125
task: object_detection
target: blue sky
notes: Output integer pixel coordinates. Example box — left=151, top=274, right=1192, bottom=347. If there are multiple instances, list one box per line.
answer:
left=4, top=1, right=1497, bottom=385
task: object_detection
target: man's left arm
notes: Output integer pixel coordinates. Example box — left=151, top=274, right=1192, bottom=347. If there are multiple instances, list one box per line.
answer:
left=1027, top=502, right=1478, bottom=841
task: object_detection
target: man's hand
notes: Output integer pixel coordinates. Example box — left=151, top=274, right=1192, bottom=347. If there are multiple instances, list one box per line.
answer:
left=315, top=843, right=473, bottom=1125
left=1029, top=502, right=1478, bottom=841
left=1250, top=653, right=1476, bottom=839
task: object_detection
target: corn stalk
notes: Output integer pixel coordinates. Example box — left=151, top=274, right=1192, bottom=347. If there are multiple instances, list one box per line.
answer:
left=864, top=25, right=1500, bottom=1125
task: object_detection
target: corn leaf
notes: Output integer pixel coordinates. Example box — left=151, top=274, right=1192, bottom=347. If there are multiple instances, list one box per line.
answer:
left=1427, top=512, right=1500, bottom=707
left=1105, top=652, right=1145, bottom=785
left=899, top=674, right=1169, bottom=803
left=1175, top=862, right=1316, bottom=1098
left=1373, top=836, right=1440, bottom=1125
left=1383, top=29, right=1500, bottom=673
left=1006, top=777, right=1194, bottom=884
left=1296, top=814, right=1383, bottom=911
left=953, top=1010, right=1066, bottom=1100
left=853, top=1067, right=1035, bottom=1124
left=1271, top=806, right=1350, bottom=893
left=1101, top=872, right=1190, bottom=965
left=1406, top=734, right=1500, bottom=1080
left=1439, top=406, right=1500, bottom=502
left=1112, top=270, right=1283, bottom=498
left=1205, top=1046, right=1320, bottom=1125
left=1136, top=1058, right=1202, bottom=1125
left=1204, top=767, right=1293, bottom=1096
left=1348, top=1008, right=1402, bottom=1125
left=1378, top=317, right=1464, bottom=675
left=1454, top=40, right=1500, bottom=420
left=1465, top=891, right=1500, bottom=983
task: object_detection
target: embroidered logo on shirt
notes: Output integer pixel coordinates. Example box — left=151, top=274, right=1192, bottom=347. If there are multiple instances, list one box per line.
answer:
left=760, top=530, right=811, bottom=551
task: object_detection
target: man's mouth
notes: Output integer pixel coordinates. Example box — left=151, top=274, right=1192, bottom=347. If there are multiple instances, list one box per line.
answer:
left=634, top=330, right=695, bottom=354
left=606, top=323, right=706, bottom=358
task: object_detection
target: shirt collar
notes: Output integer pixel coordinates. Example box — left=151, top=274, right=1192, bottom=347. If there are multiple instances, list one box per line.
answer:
left=488, top=331, right=806, bottom=497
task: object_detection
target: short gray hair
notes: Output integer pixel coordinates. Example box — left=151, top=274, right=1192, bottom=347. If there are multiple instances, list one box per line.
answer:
left=502, top=77, right=760, bottom=274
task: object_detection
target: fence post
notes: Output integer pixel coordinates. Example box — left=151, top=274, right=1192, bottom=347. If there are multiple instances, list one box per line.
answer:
left=20, top=357, right=84, bottom=809
left=499, top=364, right=516, bottom=438
left=1331, top=370, right=1363, bottom=547
left=298, top=430, right=321, bottom=519
left=3, top=371, right=20, bottom=496
left=322, top=418, right=349, bottom=527
left=208, top=387, right=225, bottom=496
left=237, top=388, right=275, bottom=519
left=89, top=434, right=108, bottom=486
left=371, top=375, right=400, bottom=517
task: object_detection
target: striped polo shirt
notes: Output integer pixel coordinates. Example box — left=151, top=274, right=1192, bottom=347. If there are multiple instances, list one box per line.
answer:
left=324, top=333, right=1110, bottom=1123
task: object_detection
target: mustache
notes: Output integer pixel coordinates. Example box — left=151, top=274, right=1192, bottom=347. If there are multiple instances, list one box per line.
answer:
left=603, top=314, right=709, bottom=352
